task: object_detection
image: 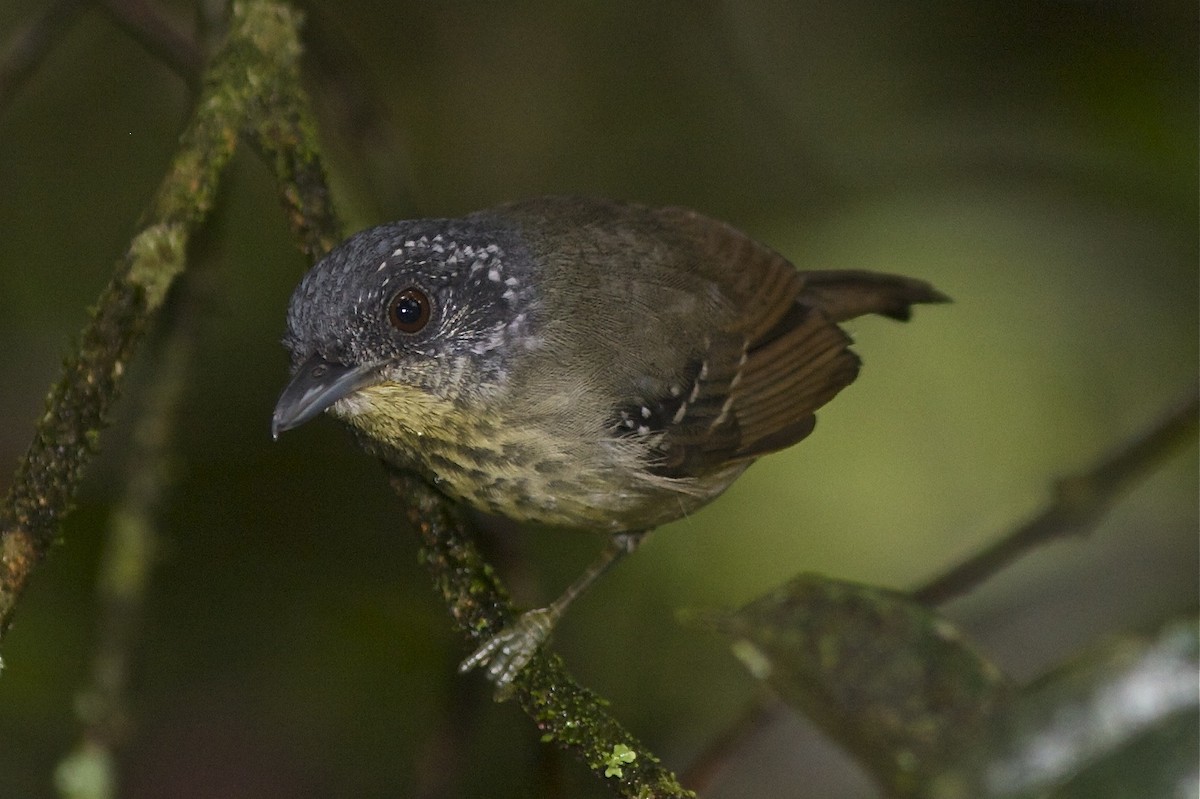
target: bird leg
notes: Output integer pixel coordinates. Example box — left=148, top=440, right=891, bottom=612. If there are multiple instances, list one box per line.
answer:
left=460, top=531, right=647, bottom=699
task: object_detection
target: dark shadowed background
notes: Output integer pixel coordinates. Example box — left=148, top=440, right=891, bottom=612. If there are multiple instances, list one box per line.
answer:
left=1, top=1, right=1196, bottom=797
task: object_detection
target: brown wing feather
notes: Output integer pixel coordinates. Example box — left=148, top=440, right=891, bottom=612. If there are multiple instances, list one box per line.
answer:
left=648, top=208, right=946, bottom=477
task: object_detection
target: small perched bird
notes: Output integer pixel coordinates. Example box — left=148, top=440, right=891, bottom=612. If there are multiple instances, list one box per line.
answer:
left=272, top=196, right=946, bottom=695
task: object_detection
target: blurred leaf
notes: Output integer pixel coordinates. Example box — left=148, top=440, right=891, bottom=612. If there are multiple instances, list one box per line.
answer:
left=972, top=617, right=1199, bottom=799
left=706, top=576, right=1198, bottom=799
left=700, top=573, right=1014, bottom=797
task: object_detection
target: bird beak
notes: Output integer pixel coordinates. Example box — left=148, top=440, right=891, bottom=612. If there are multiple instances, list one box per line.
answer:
left=271, top=355, right=380, bottom=439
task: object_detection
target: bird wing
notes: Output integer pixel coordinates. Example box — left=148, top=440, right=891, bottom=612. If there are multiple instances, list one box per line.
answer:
left=634, top=207, right=947, bottom=478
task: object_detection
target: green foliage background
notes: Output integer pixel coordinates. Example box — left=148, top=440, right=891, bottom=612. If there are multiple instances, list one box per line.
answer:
left=0, top=1, right=1195, bottom=797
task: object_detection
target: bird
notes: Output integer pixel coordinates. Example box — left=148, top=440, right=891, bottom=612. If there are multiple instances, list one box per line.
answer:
left=272, top=195, right=947, bottom=696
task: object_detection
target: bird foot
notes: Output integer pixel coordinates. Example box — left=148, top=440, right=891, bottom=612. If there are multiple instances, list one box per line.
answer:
left=459, top=607, right=556, bottom=700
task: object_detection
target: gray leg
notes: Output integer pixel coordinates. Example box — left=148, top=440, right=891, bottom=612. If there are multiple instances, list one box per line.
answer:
left=460, top=531, right=647, bottom=699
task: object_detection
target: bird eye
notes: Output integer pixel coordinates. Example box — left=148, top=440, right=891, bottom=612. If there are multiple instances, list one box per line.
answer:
left=388, top=287, right=432, bottom=334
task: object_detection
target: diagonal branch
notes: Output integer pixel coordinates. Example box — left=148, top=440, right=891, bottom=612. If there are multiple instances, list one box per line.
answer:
left=93, top=0, right=207, bottom=91
left=390, top=471, right=695, bottom=799
left=913, top=389, right=1199, bottom=606
left=0, top=0, right=316, bottom=641
left=1, top=3, right=688, bottom=795
left=682, top=388, right=1199, bottom=788
left=0, top=0, right=87, bottom=116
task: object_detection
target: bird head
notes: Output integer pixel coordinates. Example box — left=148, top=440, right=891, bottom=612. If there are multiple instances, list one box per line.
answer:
left=271, top=218, right=540, bottom=442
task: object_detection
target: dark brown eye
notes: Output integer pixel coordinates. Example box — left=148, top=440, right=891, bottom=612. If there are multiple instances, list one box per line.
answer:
left=388, top=287, right=432, bottom=333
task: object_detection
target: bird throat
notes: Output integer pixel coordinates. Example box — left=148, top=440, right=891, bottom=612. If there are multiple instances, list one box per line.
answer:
left=332, top=380, right=563, bottom=522
left=334, top=380, right=464, bottom=447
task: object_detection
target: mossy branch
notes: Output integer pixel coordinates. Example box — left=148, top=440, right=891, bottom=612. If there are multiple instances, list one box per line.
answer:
left=0, top=0, right=319, bottom=640
left=913, top=389, right=1199, bottom=606
left=2, top=3, right=690, bottom=795
left=390, top=472, right=695, bottom=799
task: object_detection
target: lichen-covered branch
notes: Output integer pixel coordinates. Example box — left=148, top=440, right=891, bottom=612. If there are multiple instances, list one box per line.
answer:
left=390, top=471, right=695, bottom=799
left=913, top=389, right=1200, bottom=606
left=0, top=0, right=311, bottom=640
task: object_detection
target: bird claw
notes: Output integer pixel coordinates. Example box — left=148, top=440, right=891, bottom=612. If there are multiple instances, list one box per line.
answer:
left=460, top=607, right=556, bottom=701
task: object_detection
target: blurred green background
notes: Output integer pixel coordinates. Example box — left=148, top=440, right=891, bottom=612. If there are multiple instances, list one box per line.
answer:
left=0, top=1, right=1195, bottom=797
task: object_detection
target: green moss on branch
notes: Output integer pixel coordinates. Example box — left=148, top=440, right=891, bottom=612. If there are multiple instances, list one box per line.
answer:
left=0, top=0, right=311, bottom=639
left=390, top=471, right=695, bottom=799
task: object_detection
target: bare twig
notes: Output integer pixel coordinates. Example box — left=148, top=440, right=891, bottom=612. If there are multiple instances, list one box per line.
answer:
left=683, top=389, right=1198, bottom=790
left=1, top=0, right=205, bottom=117
left=913, top=389, right=1199, bottom=606
left=0, top=0, right=86, bottom=115
left=93, top=0, right=206, bottom=90
left=679, top=694, right=781, bottom=794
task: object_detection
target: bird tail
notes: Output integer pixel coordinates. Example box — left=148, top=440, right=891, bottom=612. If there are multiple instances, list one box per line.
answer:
left=798, top=271, right=950, bottom=322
